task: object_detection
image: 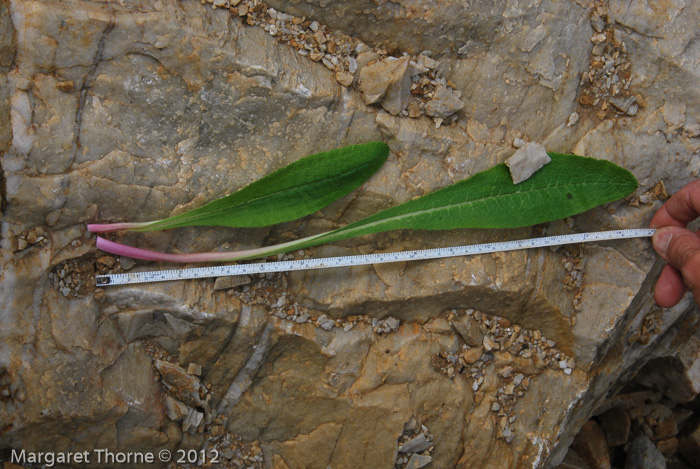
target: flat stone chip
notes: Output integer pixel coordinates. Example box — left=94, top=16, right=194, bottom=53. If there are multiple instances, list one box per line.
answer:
left=505, top=142, right=552, bottom=184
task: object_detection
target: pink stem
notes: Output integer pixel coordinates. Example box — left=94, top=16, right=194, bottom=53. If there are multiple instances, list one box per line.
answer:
left=95, top=237, right=280, bottom=263
left=88, top=222, right=151, bottom=233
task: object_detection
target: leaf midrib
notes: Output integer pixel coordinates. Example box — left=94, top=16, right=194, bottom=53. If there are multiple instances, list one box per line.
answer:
left=318, top=178, right=630, bottom=240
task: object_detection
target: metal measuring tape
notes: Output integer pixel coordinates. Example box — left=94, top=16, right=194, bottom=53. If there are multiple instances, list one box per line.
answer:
left=95, top=229, right=656, bottom=286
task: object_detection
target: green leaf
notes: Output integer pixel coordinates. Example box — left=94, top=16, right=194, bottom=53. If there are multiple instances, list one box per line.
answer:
left=88, top=142, right=390, bottom=232
left=231, top=153, right=638, bottom=259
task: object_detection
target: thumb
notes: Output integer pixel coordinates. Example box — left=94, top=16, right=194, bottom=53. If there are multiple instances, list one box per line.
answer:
left=653, top=226, right=700, bottom=298
left=653, top=227, right=700, bottom=264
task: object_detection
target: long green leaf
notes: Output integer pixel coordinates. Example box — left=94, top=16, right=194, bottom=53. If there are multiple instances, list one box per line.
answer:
left=95, top=153, right=638, bottom=263
left=229, top=152, right=638, bottom=259
left=88, top=141, right=390, bottom=232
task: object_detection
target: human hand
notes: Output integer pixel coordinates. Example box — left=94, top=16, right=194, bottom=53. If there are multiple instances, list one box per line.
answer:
left=650, top=180, right=700, bottom=308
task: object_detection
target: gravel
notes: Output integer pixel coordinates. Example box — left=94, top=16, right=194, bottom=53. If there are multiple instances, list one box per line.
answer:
left=203, top=0, right=464, bottom=125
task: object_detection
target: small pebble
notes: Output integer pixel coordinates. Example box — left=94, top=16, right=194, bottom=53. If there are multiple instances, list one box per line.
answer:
left=591, top=33, right=607, bottom=44
left=399, top=434, right=433, bottom=453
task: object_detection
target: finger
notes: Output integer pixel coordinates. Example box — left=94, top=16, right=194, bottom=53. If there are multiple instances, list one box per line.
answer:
left=654, top=264, right=687, bottom=308
left=653, top=226, right=700, bottom=264
left=650, top=179, right=700, bottom=228
left=653, top=226, right=700, bottom=305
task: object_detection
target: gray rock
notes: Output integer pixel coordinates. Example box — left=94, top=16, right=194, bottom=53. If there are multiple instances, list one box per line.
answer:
left=403, top=416, right=419, bottom=434
left=358, top=56, right=412, bottom=114
left=182, top=407, right=204, bottom=433
left=165, top=396, right=189, bottom=421
left=399, top=433, right=433, bottom=453
left=624, top=434, right=666, bottom=469
left=118, top=256, right=137, bottom=271
left=406, top=453, right=432, bottom=469
left=424, top=85, right=465, bottom=118
left=214, top=275, right=252, bottom=291
left=609, top=96, right=638, bottom=116
left=295, top=313, right=309, bottom=323
left=187, top=362, right=202, bottom=376
left=384, top=317, right=400, bottom=331
left=505, top=142, right=551, bottom=184
left=451, top=314, right=483, bottom=347
left=317, top=314, right=336, bottom=331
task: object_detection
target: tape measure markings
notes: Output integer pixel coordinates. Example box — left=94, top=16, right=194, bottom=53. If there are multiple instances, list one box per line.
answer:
left=95, top=228, right=656, bottom=286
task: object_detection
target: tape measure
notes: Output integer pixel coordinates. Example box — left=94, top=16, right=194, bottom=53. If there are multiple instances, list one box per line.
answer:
left=95, top=229, right=656, bottom=286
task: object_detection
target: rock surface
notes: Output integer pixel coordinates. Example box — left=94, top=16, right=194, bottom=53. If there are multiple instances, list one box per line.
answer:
left=1, top=0, right=700, bottom=468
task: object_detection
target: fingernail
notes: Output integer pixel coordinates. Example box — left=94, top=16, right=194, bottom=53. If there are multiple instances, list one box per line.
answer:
left=653, top=227, right=673, bottom=257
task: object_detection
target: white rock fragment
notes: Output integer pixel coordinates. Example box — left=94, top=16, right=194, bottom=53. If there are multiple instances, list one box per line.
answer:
left=591, top=33, right=607, bottom=44
left=182, top=407, right=204, bottom=432
left=358, top=56, right=412, bottom=115
left=409, top=60, right=429, bottom=76
left=425, top=85, right=465, bottom=118
left=347, top=56, right=358, bottom=74
left=505, top=142, right=551, bottom=184
left=591, top=12, right=605, bottom=32
left=165, top=396, right=189, bottom=421
left=312, top=30, right=327, bottom=45
left=567, top=111, right=580, bottom=127
left=416, top=54, right=439, bottom=70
